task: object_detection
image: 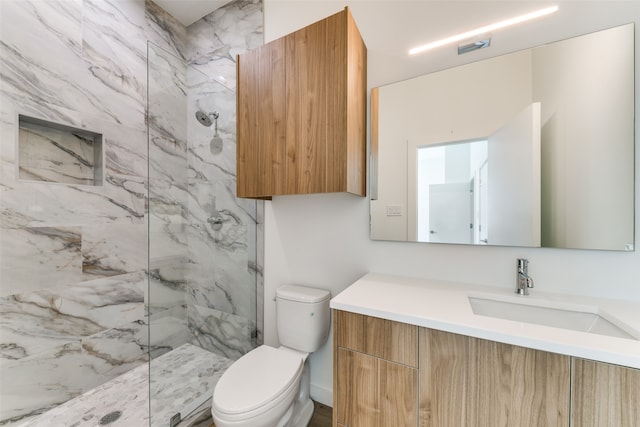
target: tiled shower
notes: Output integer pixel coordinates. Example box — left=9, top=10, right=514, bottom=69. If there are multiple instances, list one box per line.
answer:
left=0, top=0, right=263, bottom=425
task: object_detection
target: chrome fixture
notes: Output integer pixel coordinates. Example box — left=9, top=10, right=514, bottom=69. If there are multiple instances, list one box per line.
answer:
left=207, top=212, right=224, bottom=231
left=210, top=112, right=223, bottom=155
left=516, top=258, right=534, bottom=295
left=195, top=110, right=224, bottom=155
left=206, top=196, right=225, bottom=231
left=195, top=110, right=217, bottom=127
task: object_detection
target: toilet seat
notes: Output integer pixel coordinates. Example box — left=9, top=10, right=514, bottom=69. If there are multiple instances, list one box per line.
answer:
left=212, top=345, right=303, bottom=422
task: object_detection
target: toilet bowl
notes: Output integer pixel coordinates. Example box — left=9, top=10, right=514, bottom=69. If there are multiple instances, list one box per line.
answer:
left=211, top=285, right=331, bottom=427
left=212, top=345, right=304, bottom=427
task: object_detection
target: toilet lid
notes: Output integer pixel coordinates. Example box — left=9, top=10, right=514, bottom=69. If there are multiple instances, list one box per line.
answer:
left=213, top=345, right=303, bottom=415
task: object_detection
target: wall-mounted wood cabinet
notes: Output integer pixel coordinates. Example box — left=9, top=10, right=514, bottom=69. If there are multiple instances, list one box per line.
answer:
left=236, top=7, right=367, bottom=199
left=333, top=310, right=640, bottom=427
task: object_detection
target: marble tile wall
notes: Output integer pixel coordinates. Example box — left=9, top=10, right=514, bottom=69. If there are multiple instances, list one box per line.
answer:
left=0, top=0, right=151, bottom=292
left=17, top=119, right=101, bottom=186
left=147, top=1, right=264, bottom=423
left=0, top=0, right=188, bottom=425
left=0, top=0, right=264, bottom=425
left=182, top=0, right=264, bottom=358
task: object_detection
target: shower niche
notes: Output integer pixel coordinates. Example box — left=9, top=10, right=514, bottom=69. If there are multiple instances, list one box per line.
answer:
left=18, top=114, right=104, bottom=186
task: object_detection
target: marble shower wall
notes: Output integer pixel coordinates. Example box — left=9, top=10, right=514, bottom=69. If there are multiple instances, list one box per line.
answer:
left=0, top=1, right=188, bottom=425
left=146, top=0, right=264, bottom=363
left=180, top=0, right=264, bottom=360
left=0, top=0, right=263, bottom=425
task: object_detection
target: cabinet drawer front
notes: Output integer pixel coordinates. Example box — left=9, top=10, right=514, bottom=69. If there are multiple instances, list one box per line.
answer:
left=335, top=310, right=418, bottom=367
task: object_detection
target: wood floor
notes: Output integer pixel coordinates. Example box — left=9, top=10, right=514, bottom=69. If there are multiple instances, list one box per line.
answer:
left=309, top=401, right=332, bottom=427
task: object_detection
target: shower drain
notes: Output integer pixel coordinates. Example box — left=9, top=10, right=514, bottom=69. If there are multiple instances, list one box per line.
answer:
left=99, top=410, right=122, bottom=425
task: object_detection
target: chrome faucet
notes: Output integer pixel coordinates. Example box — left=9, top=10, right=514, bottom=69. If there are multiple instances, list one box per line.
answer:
left=516, top=258, right=534, bottom=295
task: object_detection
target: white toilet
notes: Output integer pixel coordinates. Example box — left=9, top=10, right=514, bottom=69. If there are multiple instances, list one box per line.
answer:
left=211, top=285, right=331, bottom=427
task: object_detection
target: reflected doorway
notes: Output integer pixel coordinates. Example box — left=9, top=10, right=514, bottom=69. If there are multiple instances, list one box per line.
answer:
left=417, top=139, right=487, bottom=243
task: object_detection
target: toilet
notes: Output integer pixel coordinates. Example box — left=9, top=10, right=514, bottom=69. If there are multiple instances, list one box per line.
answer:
left=211, top=285, right=331, bottom=427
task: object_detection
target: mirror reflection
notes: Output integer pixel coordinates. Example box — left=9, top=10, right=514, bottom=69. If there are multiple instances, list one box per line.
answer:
left=371, top=23, right=635, bottom=251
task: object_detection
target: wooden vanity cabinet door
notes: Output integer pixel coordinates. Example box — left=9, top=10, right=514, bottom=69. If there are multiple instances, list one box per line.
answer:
left=336, top=348, right=378, bottom=427
left=334, top=310, right=418, bottom=427
left=419, top=328, right=570, bottom=427
left=571, top=358, right=640, bottom=426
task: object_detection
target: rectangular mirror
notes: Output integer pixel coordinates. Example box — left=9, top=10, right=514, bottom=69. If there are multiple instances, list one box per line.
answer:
left=371, top=23, right=635, bottom=251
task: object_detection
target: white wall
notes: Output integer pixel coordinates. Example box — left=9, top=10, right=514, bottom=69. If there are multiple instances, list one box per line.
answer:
left=262, top=0, right=640, bottom=406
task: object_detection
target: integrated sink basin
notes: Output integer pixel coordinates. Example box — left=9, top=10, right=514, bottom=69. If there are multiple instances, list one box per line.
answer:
left=469, top=296, right=639, bottom=341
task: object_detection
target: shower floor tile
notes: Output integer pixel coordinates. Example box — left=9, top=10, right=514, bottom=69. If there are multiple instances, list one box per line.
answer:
left=19, top=344, right=233, bottom=427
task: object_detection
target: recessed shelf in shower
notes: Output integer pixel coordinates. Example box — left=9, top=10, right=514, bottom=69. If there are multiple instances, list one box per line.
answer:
left=18, top=114, right=104, bottom=186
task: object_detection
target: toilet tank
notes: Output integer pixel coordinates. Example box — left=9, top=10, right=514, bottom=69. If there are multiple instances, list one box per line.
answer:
left=276, top=285, right=331, bottom=353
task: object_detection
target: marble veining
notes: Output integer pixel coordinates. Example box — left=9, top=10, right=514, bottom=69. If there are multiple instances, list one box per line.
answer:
left=146, top=0, right=264, bottom=376
left=17, top=343, right=232, bottom=427
left=0, top=272, right=145, bottom=361
left=144, top=0, right=188, bottom=61
left=18, top=122, right=99, bottom=185
left=1, top=0, right=264, bottom=425
left=187, top=304, right=255, bottom=359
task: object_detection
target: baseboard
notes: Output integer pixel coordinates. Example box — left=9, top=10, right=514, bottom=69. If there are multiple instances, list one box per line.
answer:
left=310, top=384, right=333, bottom=407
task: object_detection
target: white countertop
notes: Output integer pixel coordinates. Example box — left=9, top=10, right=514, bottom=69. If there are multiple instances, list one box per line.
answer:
left=330, top=273, right=640, bottom=369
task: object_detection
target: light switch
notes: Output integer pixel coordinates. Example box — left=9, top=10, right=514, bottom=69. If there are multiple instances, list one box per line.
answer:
left=386, top=205, right=402, bottom=216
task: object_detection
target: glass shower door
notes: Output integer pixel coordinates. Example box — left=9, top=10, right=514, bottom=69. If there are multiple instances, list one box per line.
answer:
left=147, top=41, right=257, bottom=426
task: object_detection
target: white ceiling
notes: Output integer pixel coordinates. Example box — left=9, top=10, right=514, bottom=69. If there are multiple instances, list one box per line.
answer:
left=152, top=0, right=232, bottom=26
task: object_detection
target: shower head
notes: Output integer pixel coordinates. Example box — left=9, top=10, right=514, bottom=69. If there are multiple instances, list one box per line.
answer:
left=195, top=110, right=219, bottom=127
left=195, top=110, right=224, bottom=154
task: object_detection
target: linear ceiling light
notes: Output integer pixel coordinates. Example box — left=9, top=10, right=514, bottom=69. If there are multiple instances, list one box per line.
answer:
left=409, top=5, right=559, bottom=56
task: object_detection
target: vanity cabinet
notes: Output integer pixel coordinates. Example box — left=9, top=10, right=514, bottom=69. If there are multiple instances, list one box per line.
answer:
left=419, top=328, right=570, bottom=426
left=333, top=310, right=639, bottom=427
left=236, top=7, right=367, bottom=199
left=571, top=358, right=640, bottom=426
left=334, top=311, right=418, bottom=426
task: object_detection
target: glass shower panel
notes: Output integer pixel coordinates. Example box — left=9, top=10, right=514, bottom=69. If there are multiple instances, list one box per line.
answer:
left=147, top=42, right=257, bottom=426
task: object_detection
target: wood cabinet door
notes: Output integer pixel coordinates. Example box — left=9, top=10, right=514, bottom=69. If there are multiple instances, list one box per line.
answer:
left=379, top=359, right=418, bottom=426
left=419, top=328, right=570, bottom=427
left=284, top=9, right=347, bottom=195
left=334, top=310, right=418, bottom=427
left=237, top=8, right=365, bottom=198
left=336, top=348, right=418, bottom=427
left=336, top=348, right=379, bottom=427
left=571, top=358, right=640, bottom=426
left=236, top=38, right=286, bottom=198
